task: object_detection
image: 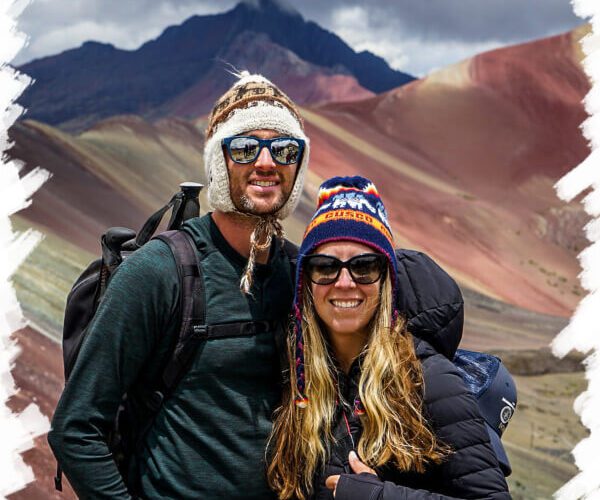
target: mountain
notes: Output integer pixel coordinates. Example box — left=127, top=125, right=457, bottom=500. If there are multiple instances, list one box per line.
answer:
left=7, top=26, right=591, bottom=498
left=10, top=23, right=590, bottom=327
left=10, top=26, right=589, bottom=321
left=9, top=327, right=77, bottom=500
left=153, top=31, right=375, bottom=120
left=297, top=25, right=590, bottom=318
left=17, top=0, right=411, bottom=131
left=9, top=116, right=207, bottom=253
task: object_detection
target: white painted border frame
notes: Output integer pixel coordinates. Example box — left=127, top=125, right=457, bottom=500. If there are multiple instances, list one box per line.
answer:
left=0, top=0, right=51, bottom=497
left=553, top=1, right=600, bottom=499
left=0, top=0, right=598, bottom=497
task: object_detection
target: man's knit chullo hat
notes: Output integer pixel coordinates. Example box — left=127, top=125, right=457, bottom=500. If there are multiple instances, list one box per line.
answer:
left=204, top=72, right=310, bottom=293
left=292, top=176, right=399, bottom=413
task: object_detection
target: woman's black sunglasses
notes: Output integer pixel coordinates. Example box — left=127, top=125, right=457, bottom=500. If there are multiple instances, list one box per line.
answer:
left=222, top=136, right=305, bottom=166
left=303, top=253, right=387, bottom=285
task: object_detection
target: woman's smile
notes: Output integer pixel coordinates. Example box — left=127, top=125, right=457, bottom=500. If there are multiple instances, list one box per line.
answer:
left=329, top=299, right=363, bottom=309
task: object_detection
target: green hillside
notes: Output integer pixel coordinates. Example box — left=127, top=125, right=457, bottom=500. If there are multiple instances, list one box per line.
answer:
left=11, top=215, right=94, bottom=340
left=505, top=372, right=587, bottom=499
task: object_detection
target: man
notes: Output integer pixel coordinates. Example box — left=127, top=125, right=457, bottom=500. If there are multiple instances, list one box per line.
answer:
left=48, top=72, right=310, bottom=498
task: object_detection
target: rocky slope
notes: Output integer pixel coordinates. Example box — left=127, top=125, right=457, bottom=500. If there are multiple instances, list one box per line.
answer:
left=296, top=26, right=590, bottom=317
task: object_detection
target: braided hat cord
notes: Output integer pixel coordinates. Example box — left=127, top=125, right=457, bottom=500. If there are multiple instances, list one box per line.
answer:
left=239, top=216, right=285, bottom=294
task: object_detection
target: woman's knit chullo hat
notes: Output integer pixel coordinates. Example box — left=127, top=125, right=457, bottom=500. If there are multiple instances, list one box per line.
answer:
left=292, top=176, right=399, bottom=413
left=204, top=72, right=310, bottom=293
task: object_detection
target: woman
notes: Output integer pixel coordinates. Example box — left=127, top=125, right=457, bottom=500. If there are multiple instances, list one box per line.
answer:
left=267, top=176, right=510, bottom=500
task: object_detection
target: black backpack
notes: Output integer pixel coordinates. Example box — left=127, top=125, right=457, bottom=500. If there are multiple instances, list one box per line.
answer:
left=61, top=183, right=202, bottom=380
left=55, top=183, right=205, bottom=492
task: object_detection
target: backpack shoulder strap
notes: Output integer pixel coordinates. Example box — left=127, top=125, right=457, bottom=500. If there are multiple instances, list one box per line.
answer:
left=149, top=230, right=280, bottom=407
left=150, top=230, right=206, bottom=407
left=135, top=192, right=183, bottom=247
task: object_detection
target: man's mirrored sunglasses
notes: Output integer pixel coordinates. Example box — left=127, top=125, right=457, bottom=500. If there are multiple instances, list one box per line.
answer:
left=222, top=136, right=305, bottom=166
left=304, top=253, right=388, bottom=285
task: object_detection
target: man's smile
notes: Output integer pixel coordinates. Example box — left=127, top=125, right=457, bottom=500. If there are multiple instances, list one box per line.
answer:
left=248, top=177, right=281, bottom=191
left=250, top=180, right=278, bottom=187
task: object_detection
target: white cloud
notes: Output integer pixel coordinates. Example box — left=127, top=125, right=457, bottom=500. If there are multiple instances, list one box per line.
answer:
left=330, top=5, right=409, bottom=71
left=27, top=21, right=129, bottom=57
left=393, top=38, right=504, bottom=77
left=12, top=0, right=585, bottom=74
left=330, top=4, right=503, bottom=75
left=13, top=0, right=238, bottom=64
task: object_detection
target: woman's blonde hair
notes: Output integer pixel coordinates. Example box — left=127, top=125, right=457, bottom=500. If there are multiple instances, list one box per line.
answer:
left=267, top=272, right=450, bottom=499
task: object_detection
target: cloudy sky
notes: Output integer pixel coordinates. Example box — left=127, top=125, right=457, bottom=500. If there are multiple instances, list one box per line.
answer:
left=13, top=0, right=586, bottom=76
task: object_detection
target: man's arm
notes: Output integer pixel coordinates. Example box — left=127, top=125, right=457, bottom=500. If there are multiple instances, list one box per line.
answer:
left=48, top=240, right=179, bottom=499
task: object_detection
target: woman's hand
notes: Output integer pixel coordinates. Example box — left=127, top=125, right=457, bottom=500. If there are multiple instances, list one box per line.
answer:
left=325, top=451, right=378, bottom=497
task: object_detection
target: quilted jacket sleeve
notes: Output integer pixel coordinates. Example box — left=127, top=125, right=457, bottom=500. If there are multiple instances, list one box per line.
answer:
left=335, top=473, right=464, bottom=500
left=334, top=341, right=511, bottom=500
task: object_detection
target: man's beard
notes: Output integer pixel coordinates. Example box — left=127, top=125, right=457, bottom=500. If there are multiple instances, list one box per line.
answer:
left=238, top=192, right=286, bottom=215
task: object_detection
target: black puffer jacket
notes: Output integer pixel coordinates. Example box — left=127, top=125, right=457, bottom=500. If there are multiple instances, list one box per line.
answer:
left=310, top=250, right=510, bottom=499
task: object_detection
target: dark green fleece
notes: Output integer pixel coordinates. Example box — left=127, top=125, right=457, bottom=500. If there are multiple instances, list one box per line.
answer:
left=49, top=214, right=294, bottom=499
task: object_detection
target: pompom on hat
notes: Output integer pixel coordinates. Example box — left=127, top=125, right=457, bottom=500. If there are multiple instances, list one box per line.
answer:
left=203, top=71, right=310, bottom=221
left=292, top=176, right=399, bottom=411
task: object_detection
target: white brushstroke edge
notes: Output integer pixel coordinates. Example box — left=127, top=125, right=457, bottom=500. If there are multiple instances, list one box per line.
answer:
left=0, top=0, right=52, bottom=497
left=553, top=1, right=600, bottom=499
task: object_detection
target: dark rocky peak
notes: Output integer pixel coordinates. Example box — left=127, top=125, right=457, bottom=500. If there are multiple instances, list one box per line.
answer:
left=17, top=1, right=414, bottom=128
left=79, top=41, right=117, bottom=51
left=217, top=1, right=413, bottom=92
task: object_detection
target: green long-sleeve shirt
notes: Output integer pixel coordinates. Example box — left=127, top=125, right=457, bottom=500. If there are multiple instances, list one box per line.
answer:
left=49, top=214, right=294, bottom=499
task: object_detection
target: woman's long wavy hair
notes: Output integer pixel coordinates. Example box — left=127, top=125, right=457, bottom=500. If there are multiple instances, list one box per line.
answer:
left=267, top=271, right=450, bottom=500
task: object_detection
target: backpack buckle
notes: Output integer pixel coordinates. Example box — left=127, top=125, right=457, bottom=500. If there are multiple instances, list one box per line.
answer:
left=192, top=324, right=208, bottom=338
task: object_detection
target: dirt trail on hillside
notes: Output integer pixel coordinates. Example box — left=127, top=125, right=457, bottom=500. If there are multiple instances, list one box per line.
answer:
left=8, top=327, right=75, bottom=499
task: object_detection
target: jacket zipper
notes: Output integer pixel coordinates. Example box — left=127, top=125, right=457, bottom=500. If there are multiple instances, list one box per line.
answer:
left=342, top=408, right=355, bottom=450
